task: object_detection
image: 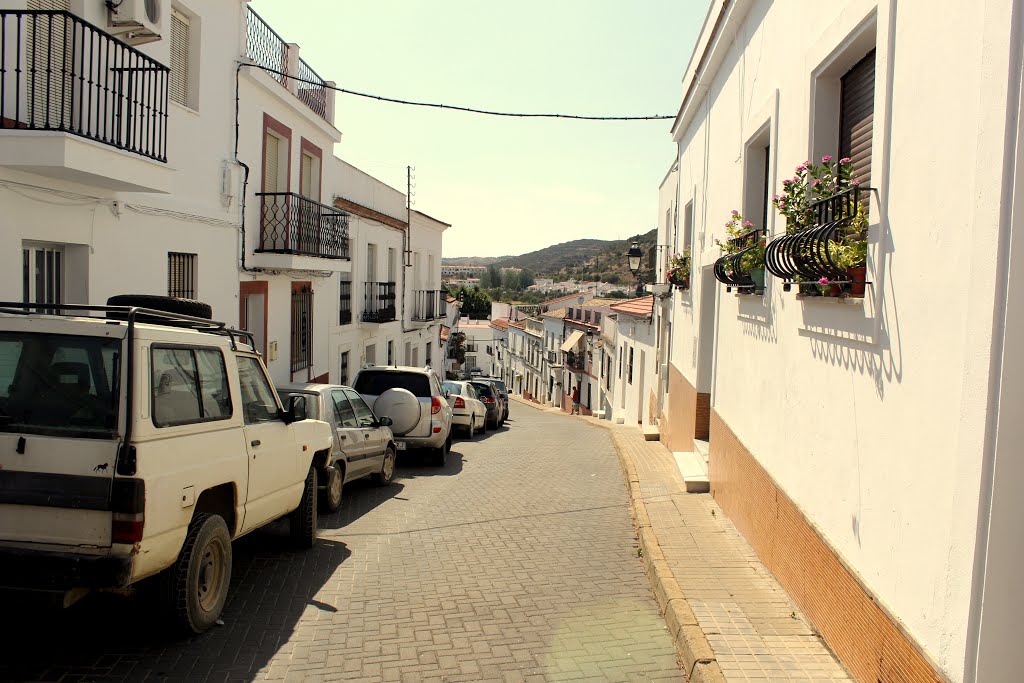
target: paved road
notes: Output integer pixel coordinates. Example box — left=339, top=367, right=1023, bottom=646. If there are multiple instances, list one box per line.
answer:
left=2, top=402, right=681, bottom=682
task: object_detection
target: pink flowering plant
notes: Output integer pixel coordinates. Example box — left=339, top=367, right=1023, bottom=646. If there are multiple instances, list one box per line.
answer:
left=715, top=210, right=765, bottom=275
left=665, top=247, right=691, bottom=287
left=772, top=156, right=861, bottom=234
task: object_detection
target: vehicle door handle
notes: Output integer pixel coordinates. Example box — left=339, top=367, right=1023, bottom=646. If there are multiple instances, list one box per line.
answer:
left=364, top=433, right=370, bottom=439
left=339, top=434, right=347, bottom=440
left=251, top=439, right=261, bottom=447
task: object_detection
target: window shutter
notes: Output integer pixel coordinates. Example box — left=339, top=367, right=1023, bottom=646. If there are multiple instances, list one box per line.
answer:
left=300, top=153, right=314, bottom=198
left=263, top=132, right=280, bottom=193
left=839, top=50, right=875, bottom=190
left=170, top=10, right=189, bottom=106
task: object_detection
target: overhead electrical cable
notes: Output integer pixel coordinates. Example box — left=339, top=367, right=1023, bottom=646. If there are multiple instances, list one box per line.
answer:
left=243, top=64, right=674, bottom=121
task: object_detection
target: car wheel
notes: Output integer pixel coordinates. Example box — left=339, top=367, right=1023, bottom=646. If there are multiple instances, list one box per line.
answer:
left=161, top=513, right=232, bottom=635
left=373, top=447, right=396, bottom=486
left=289, top=465, right=318, bottom=549
left=466, top=420, right=475, bottom=439
left=480, top=416, right=488, bottom=433
left=432, top=438, right=448, bottom=467
left=321, top=463, right=343, bottom=513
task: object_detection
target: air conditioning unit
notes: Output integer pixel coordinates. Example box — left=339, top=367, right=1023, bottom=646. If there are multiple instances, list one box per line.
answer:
left=107, top=0, right=164, bottom=45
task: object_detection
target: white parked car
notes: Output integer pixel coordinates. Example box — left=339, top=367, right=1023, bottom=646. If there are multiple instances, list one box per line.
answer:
left=0, top=296, right=333, bottom=634
left=442, top=381, right=487, bottom=438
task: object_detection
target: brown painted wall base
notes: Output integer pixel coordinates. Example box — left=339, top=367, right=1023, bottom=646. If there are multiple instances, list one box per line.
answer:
left=660, top=365, right=696, bottom=452
left=708, top=410, right=946, bottom=683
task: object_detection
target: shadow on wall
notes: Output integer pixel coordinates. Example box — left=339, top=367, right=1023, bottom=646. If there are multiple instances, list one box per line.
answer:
left=736, top=287, right=779, bottom=344
left=796, top=206, right=903, bottom=400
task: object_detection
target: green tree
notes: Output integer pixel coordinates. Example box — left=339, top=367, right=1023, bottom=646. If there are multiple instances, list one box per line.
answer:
left=501, top=269, right=520, bottom=290
left=452, top=285, right=492, bottom=319
left=520, top=268, right=535, bottom=289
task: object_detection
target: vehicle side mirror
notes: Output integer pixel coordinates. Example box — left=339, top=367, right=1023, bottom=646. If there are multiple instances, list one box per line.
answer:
left=284, top=394, right=307, bottom=423
left=378, top=416, right=393, bottom=427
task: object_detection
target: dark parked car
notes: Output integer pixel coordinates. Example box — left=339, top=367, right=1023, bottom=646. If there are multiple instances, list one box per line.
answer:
left=478, top=377, right=509, bottom=420
left=469, top=379, right=504, bottom=429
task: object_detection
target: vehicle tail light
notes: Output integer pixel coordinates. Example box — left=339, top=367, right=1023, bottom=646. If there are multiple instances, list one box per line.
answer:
left=431, top=396, right=442, bottom=414
left=483, top=397, right=495, bottom=404
left=454, top=397, right=465, bottom=409
left=111, top=478, right=145, bottom=544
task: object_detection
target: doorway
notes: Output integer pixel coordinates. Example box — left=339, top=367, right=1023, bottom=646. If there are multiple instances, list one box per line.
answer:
left=694, top=266, right=718, bottom=439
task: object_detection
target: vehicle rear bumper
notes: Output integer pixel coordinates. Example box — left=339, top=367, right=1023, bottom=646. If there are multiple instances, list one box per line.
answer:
left=451, top=412, right=472, bottom=427
left=0, top=547, right=133, bottom=590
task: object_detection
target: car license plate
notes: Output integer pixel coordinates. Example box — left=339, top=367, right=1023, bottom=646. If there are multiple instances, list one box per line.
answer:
left=395, top=441, right=407, bottom=450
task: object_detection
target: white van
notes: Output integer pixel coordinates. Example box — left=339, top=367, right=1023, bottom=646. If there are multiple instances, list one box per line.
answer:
left=0, top=297, right=332, bottom=633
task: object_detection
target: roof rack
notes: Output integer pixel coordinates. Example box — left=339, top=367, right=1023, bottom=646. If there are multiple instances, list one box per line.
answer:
left=0, top=302, right=257, bottom=352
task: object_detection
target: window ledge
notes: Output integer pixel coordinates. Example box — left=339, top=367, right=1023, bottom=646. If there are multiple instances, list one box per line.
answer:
left=795, top=295, right=865, bottom=305
left=171, top=101, right=201, bottom=116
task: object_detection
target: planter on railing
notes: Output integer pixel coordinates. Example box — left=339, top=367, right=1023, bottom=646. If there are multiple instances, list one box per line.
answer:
left=0, top=10, right=170, bottom=161
left=713, top=228, right=764, bottom=294
left=764, top=186, right=870, bottom=295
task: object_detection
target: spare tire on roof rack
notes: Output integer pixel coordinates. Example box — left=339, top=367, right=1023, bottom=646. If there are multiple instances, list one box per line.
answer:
left=105, top=294, right=214, bottom=322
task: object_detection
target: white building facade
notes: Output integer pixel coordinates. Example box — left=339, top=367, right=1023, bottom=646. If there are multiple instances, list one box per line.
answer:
left=657, top=2, right=1024, bottom=681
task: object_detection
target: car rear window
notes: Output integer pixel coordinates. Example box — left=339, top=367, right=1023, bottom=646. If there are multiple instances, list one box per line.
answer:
left=0, top=332, right=120, bottom=437
left=491, top=381, right=507, bottom=394
left=470, top=382, right=493, bottom=398
left=442, top=382, right=462, bottom=396
left=355, top=371, right=431, bottom=398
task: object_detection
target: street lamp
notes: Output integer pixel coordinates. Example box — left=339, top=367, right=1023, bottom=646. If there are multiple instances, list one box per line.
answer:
left=625, top=241, right=645, bottom=297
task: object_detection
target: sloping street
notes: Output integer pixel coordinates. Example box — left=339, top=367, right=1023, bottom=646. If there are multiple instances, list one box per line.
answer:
left=2, top=404, right=680, bottom=682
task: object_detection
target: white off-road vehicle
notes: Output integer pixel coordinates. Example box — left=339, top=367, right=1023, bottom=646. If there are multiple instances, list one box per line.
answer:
left=0, top=296, right=332, bottom=634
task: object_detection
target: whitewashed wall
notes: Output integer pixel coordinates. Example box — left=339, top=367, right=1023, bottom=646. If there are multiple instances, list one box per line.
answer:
left=666, top=1, right=1018, bottom=677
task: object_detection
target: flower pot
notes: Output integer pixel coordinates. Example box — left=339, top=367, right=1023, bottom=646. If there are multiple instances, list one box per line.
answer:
left=668, top=273, right=689, bottom=289
left=799, top=283, right=819, bottom=296
left=750, top=267, right=765, bottom=293
left=846, top=266, right=867, bottom=297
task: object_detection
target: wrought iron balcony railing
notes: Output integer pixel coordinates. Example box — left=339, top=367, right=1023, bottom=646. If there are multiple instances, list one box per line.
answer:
left=565, top=351, right=586, bottom=372
left=245, top=7, right=328, bottom=121
left=765, top=186, right=871, bottom=290
left=256, top=192, right=350, bottom=259
left=412, top=290, right=447, bottom=321
left=362, top=282, right=396, bottom=323
left=713, top=227, right=764, bottom=293
left=0, top=10, right=169, bottom=161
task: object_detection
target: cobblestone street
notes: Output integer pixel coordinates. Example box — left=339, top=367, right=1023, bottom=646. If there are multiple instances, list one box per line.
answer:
left=2, top=403, right=681, bottom=682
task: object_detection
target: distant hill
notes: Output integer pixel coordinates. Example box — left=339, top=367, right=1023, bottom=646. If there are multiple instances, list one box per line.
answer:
left=442, top=229, right=658, bottom=280
left=441, top=255, right=507, bottom=266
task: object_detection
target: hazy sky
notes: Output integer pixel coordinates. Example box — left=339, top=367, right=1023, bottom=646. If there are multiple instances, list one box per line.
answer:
left=249, top=1, right=709, bottom=258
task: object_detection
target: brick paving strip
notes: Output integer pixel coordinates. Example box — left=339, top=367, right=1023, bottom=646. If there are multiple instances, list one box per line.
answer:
left=510, top=397, right=852, bottom=683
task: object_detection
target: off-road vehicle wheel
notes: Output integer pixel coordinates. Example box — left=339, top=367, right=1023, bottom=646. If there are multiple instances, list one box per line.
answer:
left=289, top=465, right=318, bottom=549
left=162, top=513, right=232, bottom=635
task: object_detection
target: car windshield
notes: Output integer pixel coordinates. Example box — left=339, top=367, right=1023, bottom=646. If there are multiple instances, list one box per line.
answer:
left=0, top=332, right=121, bottom=437
left=355, top=371, right=431, bottom=398
left=442, top=382, right=462, bottom=395
left=278, top=391, right=320, bottom=420
left=490, top=380, right=507, bottom=394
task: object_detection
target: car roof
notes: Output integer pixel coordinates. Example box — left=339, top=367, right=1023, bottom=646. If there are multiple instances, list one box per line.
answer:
left=277, top=382, right=354, bottom=393
left=356, top=365, right=435, bottom=375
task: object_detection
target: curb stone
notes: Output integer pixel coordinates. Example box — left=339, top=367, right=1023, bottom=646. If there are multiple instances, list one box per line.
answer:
left=510, top=396, right=725, bottom=682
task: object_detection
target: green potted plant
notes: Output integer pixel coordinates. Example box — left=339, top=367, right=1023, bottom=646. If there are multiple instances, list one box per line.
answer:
left=716, top=211, right=764, bottom=293
left=665, top=248, right=691, bottom=289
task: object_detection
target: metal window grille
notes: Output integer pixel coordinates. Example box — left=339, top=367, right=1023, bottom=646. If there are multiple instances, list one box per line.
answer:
left=340, top=351, right=348, bottom=386
left=168, top=252, right=196, bottom=298
left=290, top=284, right=313, bottom=373
left=339, top=277, right=352, bottom=324
left=169, top=9, right=189, bottom=106
left=628, top=347, right=634, bottom=385
left=387, top=341, right=394, bottom=365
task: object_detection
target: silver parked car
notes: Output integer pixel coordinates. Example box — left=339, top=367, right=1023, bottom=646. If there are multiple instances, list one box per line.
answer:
left=277, top=383, right=397, bottom=512
left=353, top=366, right=454, bottom=466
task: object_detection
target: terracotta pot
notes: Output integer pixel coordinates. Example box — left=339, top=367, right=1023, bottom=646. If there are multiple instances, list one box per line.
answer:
left=846, top=266, right=867, bottom=297
left=829, top=283, right=842, bottom=297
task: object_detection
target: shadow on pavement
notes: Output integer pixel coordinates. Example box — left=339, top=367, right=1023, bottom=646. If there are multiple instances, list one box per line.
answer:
left=395, top=448, right=464, bottom=477
left=0, top=535, right=352, bottom=682
left=318, top=479, right=406, bottom=531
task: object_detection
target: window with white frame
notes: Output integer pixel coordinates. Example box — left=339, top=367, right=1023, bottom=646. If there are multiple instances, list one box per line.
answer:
left=168, top=252, right=197, bottom=299
left=23, top=242, right=63, bottom=312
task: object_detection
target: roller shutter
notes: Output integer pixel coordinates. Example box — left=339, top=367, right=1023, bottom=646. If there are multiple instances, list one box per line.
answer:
left=839, top=50, right=875, bottom=190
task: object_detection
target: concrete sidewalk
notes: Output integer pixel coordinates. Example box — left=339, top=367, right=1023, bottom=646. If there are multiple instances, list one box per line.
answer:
left=510, top=396, right=852, bottom=682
